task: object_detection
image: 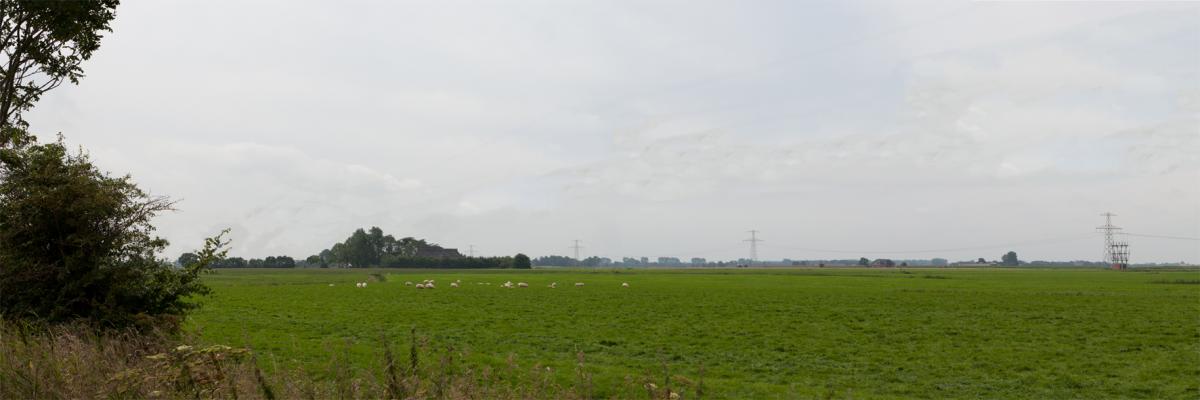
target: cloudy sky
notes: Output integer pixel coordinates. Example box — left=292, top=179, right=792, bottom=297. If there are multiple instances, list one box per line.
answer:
left=25, top=1, right=1199, bottom=263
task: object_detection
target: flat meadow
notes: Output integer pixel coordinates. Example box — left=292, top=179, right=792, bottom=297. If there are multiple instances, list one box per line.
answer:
left=186, top=267, right=1199, bottom=399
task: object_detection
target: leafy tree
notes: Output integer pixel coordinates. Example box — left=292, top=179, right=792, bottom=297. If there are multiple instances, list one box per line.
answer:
left=513, top=253, right=531, bottom=269
left=1001, top=251, right=1019, bottom=266
left=0, top=135, right=223, bottom=330
left=977, top=258, right=987, bottom=264
left=857, top=257, right=869, bottom=266
left=305, top=254, right=322, bottom=267
left=343, top=228, right=378, bottom=267
left=0, top=0, right=120, bottom=133
left=176, top=252, right=199, bottom=267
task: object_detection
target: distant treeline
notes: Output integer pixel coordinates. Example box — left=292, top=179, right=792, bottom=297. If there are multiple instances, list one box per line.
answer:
left=182, top=227, right=531, bottom=269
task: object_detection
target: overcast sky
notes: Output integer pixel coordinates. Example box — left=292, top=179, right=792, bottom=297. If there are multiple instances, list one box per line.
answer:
left=25, top=0, right=1200, bottom=262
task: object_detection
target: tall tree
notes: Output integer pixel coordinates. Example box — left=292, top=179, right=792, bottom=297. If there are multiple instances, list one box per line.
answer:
left=0, top=0, right=120, bottom=136
left=176, top=252, right=199, bottom=267
left=1001, top=251, right=1019, bottom=266
left=344, top=228, right=378, bottom=267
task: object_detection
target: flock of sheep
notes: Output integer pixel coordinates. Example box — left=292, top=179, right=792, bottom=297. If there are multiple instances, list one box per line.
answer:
left=345, top=279, right=631, bottom=289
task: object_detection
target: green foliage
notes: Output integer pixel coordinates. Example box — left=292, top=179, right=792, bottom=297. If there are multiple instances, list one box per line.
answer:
left=513, top=253, right=531, bottom=269
left=0, top=0, right=120, bottom=131
left=1001, top=251, right=1019, bottom=266
left=314, top=226, right=518, bottom=268
left=0, top=134, right=224, bottom=330
left=177, top=252, right=199, bottom=267
left=857, top=257, right=869, bottom=266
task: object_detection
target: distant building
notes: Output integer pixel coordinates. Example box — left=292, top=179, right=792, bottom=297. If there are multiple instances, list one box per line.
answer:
left=415, top=247, right=464, bottom=258
left=690, top=257, right=707, bottom=265
left=870, top=259, right=896, bottom=268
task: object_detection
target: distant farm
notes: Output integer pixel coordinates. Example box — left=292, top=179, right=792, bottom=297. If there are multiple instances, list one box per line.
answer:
left=187, top=267, right=1199, bottom=399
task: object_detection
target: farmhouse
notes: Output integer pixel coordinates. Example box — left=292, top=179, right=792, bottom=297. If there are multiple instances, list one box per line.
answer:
left=870, top=259, right=896, bottom=268
left=415, top=247, right=464, bottom=258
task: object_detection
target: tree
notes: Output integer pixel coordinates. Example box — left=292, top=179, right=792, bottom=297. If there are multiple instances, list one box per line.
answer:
left=858, top=257, right=869, bottom=266
left=305, top=254, right=322, bottom=267
left=343, top=228, right=378, bottom=267
left=977, top=258, right=987, bottom=264
left=513, top=253, right=531, bottom=269
left=1001, top=251, right=1019, bottom=266
left=0, top=0, right=120, bottom=134
left=0, top=136, right=223, bottom=330
left=176, top=252, right=199, bottom=267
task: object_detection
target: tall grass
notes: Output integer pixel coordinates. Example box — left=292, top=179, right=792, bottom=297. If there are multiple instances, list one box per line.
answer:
left=0, top=321, right=700, bottom=399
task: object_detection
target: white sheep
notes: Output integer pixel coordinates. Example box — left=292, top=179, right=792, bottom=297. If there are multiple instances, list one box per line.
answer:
left=621, top=282, right=629, bottom=288
left=416, top=283, right=425, bottom=289
left=517, top=282, right=529, bottom=288
left=548, top=282, right=557, bottom=288
left=404, top=281, right=413, bottom=286
left=450, top=282, right=459, bottom=288
left=426, top=283, right=435, bottom=289
left=502, top=281, right=514, bottom=288
left=328, top=283, right=335, bottom=287
left=574, top=282, right=585, bottom=287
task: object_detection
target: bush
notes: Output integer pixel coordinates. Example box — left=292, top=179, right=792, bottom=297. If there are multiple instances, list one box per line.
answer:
left=0, top=133, right=223, bottom=331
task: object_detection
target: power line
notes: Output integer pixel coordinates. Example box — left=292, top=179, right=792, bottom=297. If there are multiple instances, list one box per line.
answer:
left=1097, top=212, right=1129, bottom=270
left=758, top=234, right=1098, bottom=255
left=570, top=240, right=584, bottom=265
left=1121, top=232, right=1200, bottom=241
left=744, top=230, right=763, bottom=265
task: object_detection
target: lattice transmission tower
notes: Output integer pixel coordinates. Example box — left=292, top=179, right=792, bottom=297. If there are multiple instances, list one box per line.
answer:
left=744, top=230, right=762, bottom=266
left=1097, top=212, right=1129, bottom=270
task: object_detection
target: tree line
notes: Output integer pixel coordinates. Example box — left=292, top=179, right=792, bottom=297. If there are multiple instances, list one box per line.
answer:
left=190, top=227, right=532, bottom=269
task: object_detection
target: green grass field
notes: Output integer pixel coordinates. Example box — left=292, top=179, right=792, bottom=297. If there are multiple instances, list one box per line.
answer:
left=186, top=267, right=1200, bottom=399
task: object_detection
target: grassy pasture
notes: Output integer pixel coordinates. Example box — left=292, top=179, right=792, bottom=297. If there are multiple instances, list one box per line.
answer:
left=187, top=267, right=1199, bottom=398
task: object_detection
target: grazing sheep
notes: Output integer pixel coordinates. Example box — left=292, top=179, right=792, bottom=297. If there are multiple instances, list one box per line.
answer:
left=517, top=282, right=529, bottom=288
left=450, top=282, right=459, bottom=288
left=621, top=282, right=629, bottom=288
left=328, top=283, right=335, bottom=287
left=548, top=282, right=557, bottom=288
left=426, top=283, right=435, bottom=289
left=416, top=283, right=425, bottom=289
left=502, top=281, right=514, bottom=288
left=404, top=281, right=413, bottom=286
left=574, top=282, right=585, bottom=287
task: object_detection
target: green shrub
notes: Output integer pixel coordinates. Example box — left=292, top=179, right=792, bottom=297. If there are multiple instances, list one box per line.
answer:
left=0, top=132, right=224, bottom=331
